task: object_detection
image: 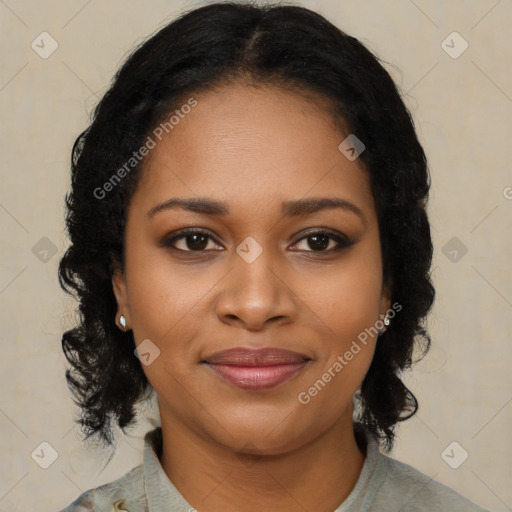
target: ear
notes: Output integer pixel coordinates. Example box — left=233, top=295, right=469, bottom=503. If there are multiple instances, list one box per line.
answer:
left=112, top=268, right=131, bottom=330
left=379, top=277, right=392, bottom=318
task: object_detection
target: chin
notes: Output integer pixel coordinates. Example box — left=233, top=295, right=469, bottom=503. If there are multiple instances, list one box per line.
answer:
left=210, top=411, right=322, bottom=456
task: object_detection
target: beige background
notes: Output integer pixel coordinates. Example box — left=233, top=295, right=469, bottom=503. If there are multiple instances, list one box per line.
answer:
left=0, top=0, right=511, bottom=511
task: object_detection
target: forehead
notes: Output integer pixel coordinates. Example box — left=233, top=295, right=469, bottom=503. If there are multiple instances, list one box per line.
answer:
left=131, top=83, right=375, bottom=219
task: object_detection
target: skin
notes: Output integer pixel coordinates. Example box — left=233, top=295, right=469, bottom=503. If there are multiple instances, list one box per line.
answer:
left=112, top=83, right=391, bottom=512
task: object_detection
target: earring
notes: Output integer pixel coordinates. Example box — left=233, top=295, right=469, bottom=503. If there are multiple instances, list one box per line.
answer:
left=119, top=315, right=127, bottom=332
left=383, top=312, right=391, bottom=327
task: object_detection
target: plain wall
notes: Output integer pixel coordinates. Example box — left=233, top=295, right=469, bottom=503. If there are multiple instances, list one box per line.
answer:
left=0, top=1, right=511, bottom=511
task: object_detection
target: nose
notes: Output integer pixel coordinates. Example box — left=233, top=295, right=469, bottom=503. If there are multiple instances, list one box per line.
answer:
left=215, top=243, right=298, bottom=331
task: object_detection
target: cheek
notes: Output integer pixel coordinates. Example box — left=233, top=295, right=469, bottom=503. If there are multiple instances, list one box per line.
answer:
left=297, top=250, right=383, bottom=396
left=124, top=251, right=203, bottom=390
left=303, top=252, right=384, bottom=337
left=124, top=234, right=209, bottom=339
left=295, top=263, right=382, bottom=421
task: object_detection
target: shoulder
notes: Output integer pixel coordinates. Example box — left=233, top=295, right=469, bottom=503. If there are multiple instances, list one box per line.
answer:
left=58, top=464, right=148, bottom=512
left=373, top=452, right=489, bottom=511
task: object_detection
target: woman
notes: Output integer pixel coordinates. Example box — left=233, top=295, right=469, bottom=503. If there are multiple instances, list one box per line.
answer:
left=57, top=2, right=488, bottom=511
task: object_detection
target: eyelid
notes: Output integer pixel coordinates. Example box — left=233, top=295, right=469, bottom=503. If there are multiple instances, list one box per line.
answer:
left=161, top=227, right=222, bottom=251
left=290, top=228, right=355, bottom=252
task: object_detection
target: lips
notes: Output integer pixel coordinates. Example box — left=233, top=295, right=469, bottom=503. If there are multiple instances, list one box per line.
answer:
left=202, top=348, right=311, bottom=391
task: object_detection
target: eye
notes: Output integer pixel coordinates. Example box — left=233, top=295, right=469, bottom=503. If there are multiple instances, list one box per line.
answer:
left=162, top=229, right=222, bottom=252
left=290, top=230, right=354, bottom=253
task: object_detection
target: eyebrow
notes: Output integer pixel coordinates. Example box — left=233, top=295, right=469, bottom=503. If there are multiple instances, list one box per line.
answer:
left=147, top=196, right=364, bottom=220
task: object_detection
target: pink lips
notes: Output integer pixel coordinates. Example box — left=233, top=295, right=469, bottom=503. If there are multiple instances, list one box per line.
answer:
left=203, top=347, right=310, bottom=390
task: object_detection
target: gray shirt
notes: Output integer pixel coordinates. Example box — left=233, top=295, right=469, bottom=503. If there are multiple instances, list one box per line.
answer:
left=59, top=427, right=489, bottom=511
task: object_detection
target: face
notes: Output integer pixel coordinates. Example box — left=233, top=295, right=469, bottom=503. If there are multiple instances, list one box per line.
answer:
left=112, top=83, right=390, bottom=455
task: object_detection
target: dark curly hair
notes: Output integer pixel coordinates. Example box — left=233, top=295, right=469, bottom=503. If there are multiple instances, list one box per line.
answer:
left=58, top=0, right=435, bottom=451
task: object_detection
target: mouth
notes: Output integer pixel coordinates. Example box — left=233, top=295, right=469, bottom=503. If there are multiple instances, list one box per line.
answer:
left=201, top=347, right=311, bottom=391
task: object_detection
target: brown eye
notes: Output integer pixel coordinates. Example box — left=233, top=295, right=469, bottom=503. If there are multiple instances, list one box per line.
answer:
left=306, top=234, right=330, bottom=251
left=162, top=230, right=221, bottom=252
left=181, top=233, right=210, bottom=251
left=291, top=230, right=354, bottom=253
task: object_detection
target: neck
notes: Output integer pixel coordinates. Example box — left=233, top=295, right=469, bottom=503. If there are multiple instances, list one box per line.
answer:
left=158, top=414, right=366, bottom=512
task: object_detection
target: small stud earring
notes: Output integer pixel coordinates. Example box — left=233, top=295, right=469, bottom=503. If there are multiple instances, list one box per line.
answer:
left=119, top=315, right=127, bottom=331
left=383, top=313, right=391, bottom=327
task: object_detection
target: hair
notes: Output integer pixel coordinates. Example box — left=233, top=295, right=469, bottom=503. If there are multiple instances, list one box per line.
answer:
left=58, top=0, right=435, bottom=451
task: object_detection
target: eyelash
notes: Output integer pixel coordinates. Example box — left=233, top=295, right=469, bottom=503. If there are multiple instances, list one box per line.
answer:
left=161, top=228, right=354, bottom=255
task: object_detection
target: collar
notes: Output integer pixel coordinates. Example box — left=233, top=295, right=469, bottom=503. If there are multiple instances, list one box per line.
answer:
left=143, top=427, right=195, bottom=511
